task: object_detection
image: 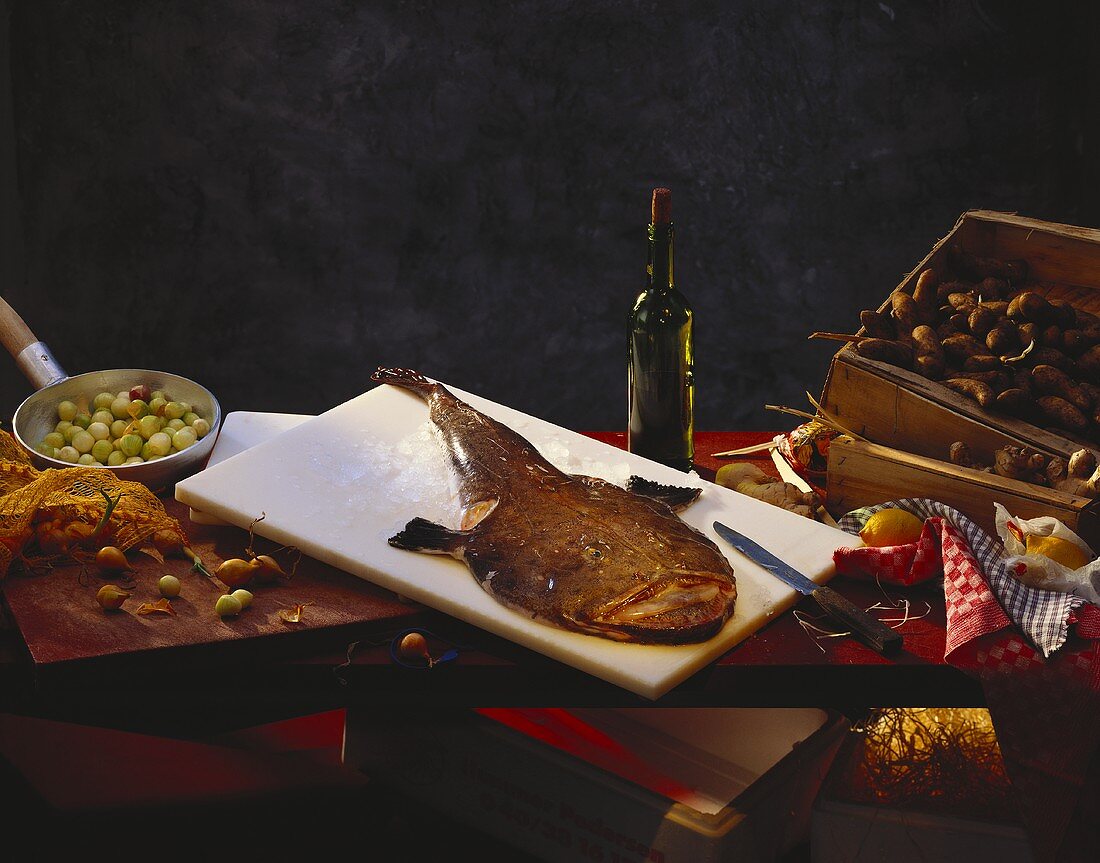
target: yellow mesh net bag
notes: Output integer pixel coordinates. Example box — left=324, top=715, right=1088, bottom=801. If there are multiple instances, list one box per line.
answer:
left=0, top=430, right=187, bottom=578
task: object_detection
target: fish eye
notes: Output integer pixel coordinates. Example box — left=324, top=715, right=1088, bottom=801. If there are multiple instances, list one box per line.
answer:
left=585, top=546, right=603, bottom=559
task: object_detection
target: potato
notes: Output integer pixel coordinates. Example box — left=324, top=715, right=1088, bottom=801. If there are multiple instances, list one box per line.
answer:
left=912, top=269, right=939, bottom=318
left=891, top=292, right=922, bottom=332
left=1017, top=322, right=1039, bottom=348
left=1080, top=381, right=1100, bottom=409
left=1049, top=298, right=1078, bottom=329
left=947, top=292, right=977, bottom=312
left=948, top=441, right=973, bottom=467
left=1007, top=291, right=1055, bottom=324
left=1013, top=369, right=1036, bottom=396
left=948, top=311, right=971, bottom=332
left=1024, top=347, right=1079, bottom=376
left=1061, top=329, right=1096, bottom=357
left=963, top=354, right=1005, bottom=372
left=859, top=309, right=895, bottom=339
left=985, top=321, right=1019, bottom=355
left=967, top=306, right=998, bottom=338
left=952, top=370, right=1011, bottom=391
left=1037, top=395, right=1089, bottom=432
left=856, top=338, right=913, bottom=368
left=1076, top=344, right=1100, bottom=382
left=979, top=299, right=1010, bottom=317
left=976, top=277, right=1009, bottom=299
left=942, top=333, right=989, bottom=363
left=995, top=388, right=1038, bottom=419
left=936, top=279, right=975, bottom=303
left=1069, top=449, right=1098, bottom=478
left=938, top=319, right=964, bottom=340
left=911, top=325, right=945, bottom=379
left=1032, top=364, right=1092, bottom=411
left=1039, top=324, right=1063, bottom=348
left=944, top=377, right=995, bottom=407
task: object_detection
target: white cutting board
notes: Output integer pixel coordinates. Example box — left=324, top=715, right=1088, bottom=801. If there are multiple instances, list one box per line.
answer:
left=189, top=412, right=313, bottom=525
left=175, top=382, right=860, bottom=699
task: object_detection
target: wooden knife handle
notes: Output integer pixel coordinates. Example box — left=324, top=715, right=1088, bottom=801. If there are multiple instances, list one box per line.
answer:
left=812, top=586, right=903, bottom=655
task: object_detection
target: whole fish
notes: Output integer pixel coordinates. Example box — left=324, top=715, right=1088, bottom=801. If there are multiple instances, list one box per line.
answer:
left=373, top=368, right=736, bottom=644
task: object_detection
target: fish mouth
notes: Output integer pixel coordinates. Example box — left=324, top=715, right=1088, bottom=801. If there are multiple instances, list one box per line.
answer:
left=578, top=573, right=736, bottom=644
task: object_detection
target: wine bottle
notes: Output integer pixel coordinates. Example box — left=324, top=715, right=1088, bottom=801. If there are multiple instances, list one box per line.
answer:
left=627, top=187, right=695, bottom=471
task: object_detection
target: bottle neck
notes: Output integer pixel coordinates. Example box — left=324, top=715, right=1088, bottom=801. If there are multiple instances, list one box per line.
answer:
left=646, top=223, right=674, bottom=292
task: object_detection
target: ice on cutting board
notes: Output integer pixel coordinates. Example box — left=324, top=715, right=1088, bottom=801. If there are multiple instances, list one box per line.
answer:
left=296, top=421, right=678, bottom=538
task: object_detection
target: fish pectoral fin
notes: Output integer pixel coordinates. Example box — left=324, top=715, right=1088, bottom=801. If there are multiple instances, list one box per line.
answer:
left=460, top=498, right=499, bottom=529
left=389, top=517, right=469, bottom=555
left=627, top=476, right=702, bottom=511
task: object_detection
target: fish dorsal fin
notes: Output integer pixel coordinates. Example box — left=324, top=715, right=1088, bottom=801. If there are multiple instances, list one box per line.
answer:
left=627, top=476, right=702, bottom=511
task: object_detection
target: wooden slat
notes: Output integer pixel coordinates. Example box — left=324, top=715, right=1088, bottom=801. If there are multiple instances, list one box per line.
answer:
left=825, top=436, right=1100, bottom=545
left=967, top=209, right=1100, bottom=244
left=820, top=353, right=1066, bottom=463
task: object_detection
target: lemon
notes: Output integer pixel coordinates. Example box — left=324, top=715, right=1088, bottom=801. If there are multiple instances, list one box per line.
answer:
left=1024, top=534, right=1090, bottom=570
left=859, top=508, right=925, bottom=547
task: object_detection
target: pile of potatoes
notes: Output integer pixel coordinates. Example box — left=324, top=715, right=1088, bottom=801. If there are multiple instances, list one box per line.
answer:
left=854, top=246, right=1100, bottom=443
left=948, top=441, right=1100, bottom=498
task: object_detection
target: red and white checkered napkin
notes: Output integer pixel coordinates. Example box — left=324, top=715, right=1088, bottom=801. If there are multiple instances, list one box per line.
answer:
left=836, top=498, right=1094, bottom=656
left=836, top=498, right=1100, bottom=863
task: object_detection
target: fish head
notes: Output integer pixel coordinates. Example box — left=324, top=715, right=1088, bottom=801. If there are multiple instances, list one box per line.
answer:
left=571, top=570, right=737, bottom=644
left=518, top=525, right=737, bottom=644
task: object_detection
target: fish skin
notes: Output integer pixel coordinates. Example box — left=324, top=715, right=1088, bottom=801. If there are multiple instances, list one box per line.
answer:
left=373, top=368, right=736, bottom=644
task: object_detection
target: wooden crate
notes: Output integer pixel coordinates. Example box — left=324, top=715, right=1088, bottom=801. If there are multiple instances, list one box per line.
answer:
left=820, top=209, right=1100, bottom=467
left=819, top=210, right=1100, bottom=542
left=825, top=435, right=1100, bottom=545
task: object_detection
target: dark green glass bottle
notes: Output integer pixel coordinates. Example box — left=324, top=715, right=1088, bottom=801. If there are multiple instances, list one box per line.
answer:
left=627, top=187, right=695, bottom=471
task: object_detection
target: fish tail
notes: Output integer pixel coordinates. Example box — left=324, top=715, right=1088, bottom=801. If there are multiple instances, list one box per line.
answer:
left=371, top=367, right=437, bottom=400
left=389, top=517, right=468, bottom=554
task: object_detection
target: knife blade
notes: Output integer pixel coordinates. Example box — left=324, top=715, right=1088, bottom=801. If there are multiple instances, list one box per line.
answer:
left=712, top=520, right=902, bottom=655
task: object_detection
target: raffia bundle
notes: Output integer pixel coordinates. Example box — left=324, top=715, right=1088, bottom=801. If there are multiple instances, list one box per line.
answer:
left=0, top=430, right=186, bottom=578
left=838, top=707, right=1017, bottom=822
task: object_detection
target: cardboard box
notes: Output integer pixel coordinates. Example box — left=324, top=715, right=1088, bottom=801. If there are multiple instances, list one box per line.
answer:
left=811, top=801, right=1033, bottom=863
left=343, top=707, right=848, bottom=863
left=820, top=210, right=1100, bottom=542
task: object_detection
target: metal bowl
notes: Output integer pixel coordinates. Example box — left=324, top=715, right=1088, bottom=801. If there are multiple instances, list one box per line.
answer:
left=13, top=368, right=222, bottom=492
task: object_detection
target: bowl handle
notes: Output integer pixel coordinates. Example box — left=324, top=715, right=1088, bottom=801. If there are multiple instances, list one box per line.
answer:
left=0, top=295, right=66, bottom=389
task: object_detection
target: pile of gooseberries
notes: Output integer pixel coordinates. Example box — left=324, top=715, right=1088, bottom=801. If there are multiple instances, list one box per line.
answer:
left=35, top=384, right=211, bottom=467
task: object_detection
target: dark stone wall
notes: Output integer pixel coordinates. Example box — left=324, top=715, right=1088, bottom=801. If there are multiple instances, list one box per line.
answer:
left=2, top=0, right=1097, bottom=433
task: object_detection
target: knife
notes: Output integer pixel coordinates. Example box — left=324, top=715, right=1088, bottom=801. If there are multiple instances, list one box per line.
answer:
left=712, top=521, right=902, bottom=655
